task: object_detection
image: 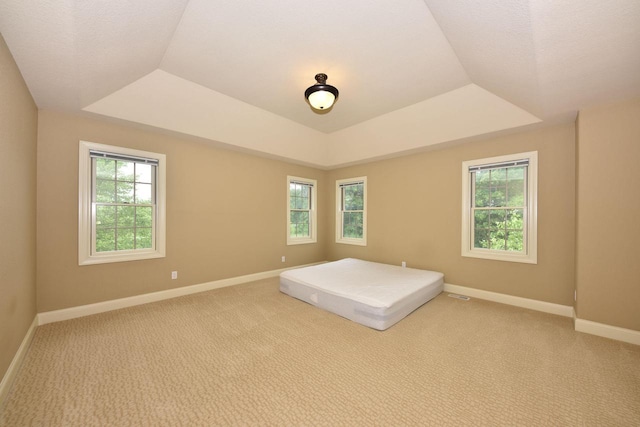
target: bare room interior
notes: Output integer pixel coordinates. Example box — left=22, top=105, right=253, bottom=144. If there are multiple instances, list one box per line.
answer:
left=1, top=0, right=639, bottom=425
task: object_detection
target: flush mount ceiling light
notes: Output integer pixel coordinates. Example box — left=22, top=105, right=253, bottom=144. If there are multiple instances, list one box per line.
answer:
left=305, top=73, right=339, bottom=111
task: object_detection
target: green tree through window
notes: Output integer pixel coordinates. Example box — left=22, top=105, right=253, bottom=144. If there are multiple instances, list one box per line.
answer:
left=287, top=176, right=317, bottom=245
left=342, top=183, right=364, bottom=239
left=472, top=165, right=526, bottom=252
left=289, top=181, right=312, bottom=238
left=336, top=177, right=367, bottom=245
left=94, top=158, right=155, bottom=252
left=462, top=152, right=537, bottom=264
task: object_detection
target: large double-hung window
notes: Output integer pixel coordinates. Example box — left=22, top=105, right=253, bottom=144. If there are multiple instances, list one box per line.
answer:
left=462, top=152, right=537, bottom=264
left=79, top=141, right=166, bottom=265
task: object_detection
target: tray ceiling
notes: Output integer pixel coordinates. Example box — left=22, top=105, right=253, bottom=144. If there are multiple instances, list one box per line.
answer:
left=1, top=0, right=638, bottom=167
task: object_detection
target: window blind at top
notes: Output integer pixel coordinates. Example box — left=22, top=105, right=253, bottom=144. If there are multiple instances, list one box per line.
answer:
left=339, top=181, right=364, bottom=188
left=89, top=150, right=159, bottom=166
left=468, top=159, right=528, bottom=173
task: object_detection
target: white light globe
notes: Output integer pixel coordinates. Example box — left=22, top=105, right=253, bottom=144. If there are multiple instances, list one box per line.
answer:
left=308, top=90, right=336, bottom=110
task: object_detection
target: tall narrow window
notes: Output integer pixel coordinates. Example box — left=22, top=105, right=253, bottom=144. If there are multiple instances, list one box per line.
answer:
left=336, top=177, right=367, bottom=246
left=287, top=176, right=317, bottom=245
left=462, top=152, right=537, bottom=263
left=79, top=141, right=166, bottom=265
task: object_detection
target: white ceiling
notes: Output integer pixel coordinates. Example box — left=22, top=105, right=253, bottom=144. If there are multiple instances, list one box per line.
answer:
left=1, top=0, right=639, bottom=167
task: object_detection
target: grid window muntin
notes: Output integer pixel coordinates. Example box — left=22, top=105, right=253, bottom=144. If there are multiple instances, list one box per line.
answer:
left=287, top=176, right=317, bottom=245
left=462, top=152, right=537, bottom=264
left=79, top=141, right=166, bottom=265
left=471, top=164, right=527, bottom=253
left=92, top=157, right=157, bottom=254
left=336, top=177, right=367, bottom=246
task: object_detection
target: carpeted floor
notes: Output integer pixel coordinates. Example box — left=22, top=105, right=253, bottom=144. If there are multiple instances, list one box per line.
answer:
left=1, top=278, right=639, bottom=426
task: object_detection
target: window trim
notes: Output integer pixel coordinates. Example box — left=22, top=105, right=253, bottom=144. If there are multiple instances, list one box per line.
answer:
left=335, top=176, right=367, bottom=246
left=286, top=175, right=317, bottom=245
left=78, top=141, right=166, bottom=265
left=461, top=151, right=537, bottom=264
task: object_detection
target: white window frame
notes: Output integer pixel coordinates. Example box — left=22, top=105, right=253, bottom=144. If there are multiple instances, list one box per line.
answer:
left=336, top=176, right=367, bottom=246
left=462, top=151, right=537, bottom=264
left=287, top=176, right=317, bottom=245
left=78, top=141, right=166, bottom=265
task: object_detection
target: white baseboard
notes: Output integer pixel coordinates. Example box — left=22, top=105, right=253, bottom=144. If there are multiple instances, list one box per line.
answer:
left=34, top=269, right=640, bottom=347
left=444, top=283, right=574, bottom=318
left=0, top=316, right=38, bottom=406
left=38, top=262, right=324, bottom=325
left=575, top=318, right=640, bottom=346
left=445, top=283, right=639, bottom=345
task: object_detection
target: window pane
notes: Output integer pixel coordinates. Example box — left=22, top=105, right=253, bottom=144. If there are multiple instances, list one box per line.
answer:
left=474, top=210, right=490, bottom=230
left=295, top=195, right=308, bottom=209
left=295, top=223, right=309, bottom=237
left=136, top=206, right=153, bottom=227
left=507, top=166, right=525, bottom=180
left=475, top=169, right=490, bottom=185
left=95, top=179, right=116, bottom=203
left=506, top=230, right=523, bottom=252
left=135, top=183, right=152, bottom=204
left=490, top=182, right=506, bottom=207
left=474, top=229, right=490, bottom=249
left=343, top=211, right=363, bottom=238
left=289, top=184, right=297, bottom=209
left=290, top=210, right=310, bottom=238
left=507, top=178, right=525, bottom=207
left=117, top=181, right=134, bottom=203
left=490, top=209, right=507, bottom=229
left=117, top=161, right=135, bottom=181
left=117, top=206, right=136, bottom=227
left=491, top=168, right=506, bottom=181
left=117, top=228, right=135, bottom=250
left=344, top=184, right=364, bottom=210
left=507, top=209, right=524, bottom=230
left=96, top=159, right=116, bottom=180
left=490, top=229, right=507, bottom=250
left=96, top=228, right=116, bottom=252
left=136, top=227, right=153, bottom=249
left=96, top=205, right=116, bottom=228
left=475, top=183, right=490, bottom=208
left=136, top=163, right=153, bottom=184
left=298, top=211, right=310, bottom=225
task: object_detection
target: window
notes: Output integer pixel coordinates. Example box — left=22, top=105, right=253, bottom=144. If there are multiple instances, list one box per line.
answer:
left=287, top=176, right=317, bottom=245
left=79, top=141, right=166, bottom=265
left=462, top=151, right=537, bottom=264
left=336, top=177, right=367, bottom=246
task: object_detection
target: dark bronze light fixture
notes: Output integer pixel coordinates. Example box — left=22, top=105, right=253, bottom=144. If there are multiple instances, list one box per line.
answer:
left=304, top=73, right=339, bottom=110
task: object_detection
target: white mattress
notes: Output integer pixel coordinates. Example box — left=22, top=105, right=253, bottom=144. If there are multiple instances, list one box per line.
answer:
left=279, top=258, right=444, bottom=330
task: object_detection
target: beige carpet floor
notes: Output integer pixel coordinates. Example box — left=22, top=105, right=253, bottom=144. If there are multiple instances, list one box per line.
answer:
left=1, top=278, right=639, bottom=426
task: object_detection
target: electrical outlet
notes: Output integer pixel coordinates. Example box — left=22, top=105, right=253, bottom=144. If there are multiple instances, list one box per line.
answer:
left=171, top=271, right=178, bottom=280
left=401, top=261, right=406, bottom=268
left=281, top=256, right=286, bottom=262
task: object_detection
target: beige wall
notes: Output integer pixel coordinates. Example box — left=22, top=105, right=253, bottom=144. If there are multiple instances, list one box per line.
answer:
left=327, top=124, right=576, bottom=306
left=576, top=98, right=640, bottom=331
left=0, top=34, right=38, bottom=380
left=36, top=110, right=327, bottom=312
